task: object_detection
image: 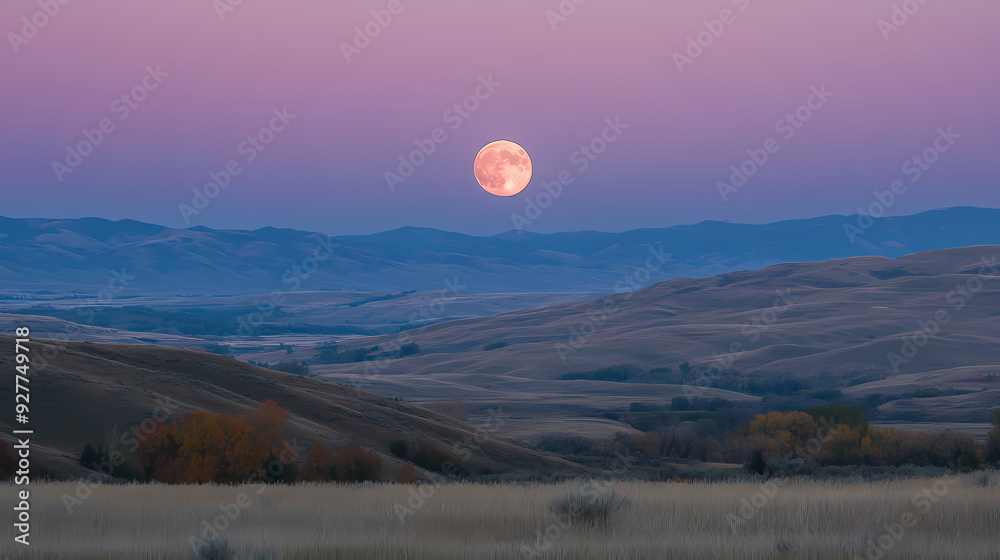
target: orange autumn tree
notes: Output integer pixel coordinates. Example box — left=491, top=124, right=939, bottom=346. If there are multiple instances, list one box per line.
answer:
left=396, top=464, right=419, bottom=484
left=305, top=442, right=337, bottom=481
left=742, top=411, right=819, bottom=454
left=137, top=400, right=291, bottom=484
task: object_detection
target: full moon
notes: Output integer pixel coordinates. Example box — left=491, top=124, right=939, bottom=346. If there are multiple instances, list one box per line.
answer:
left=473, top=140, right=532, bottom=197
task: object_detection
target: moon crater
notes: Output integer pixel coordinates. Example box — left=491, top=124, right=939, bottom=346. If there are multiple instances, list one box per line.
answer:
left=474, top=140, right=532, bottom=197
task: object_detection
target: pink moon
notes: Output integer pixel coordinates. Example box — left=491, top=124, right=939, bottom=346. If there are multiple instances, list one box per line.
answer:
left=473, top=140, right=532, bottom=197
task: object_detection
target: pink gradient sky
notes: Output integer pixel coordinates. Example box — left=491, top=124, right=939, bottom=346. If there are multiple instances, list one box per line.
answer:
left=1, top=0, right=997, bottom=234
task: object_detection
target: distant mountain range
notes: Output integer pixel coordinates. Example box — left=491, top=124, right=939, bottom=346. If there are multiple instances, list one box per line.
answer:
left=2, top=207, right=999, bottom=294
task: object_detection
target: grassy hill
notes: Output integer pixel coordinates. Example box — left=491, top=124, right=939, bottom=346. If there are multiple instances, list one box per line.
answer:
left=304, top=246, right=1000, bottom=428
left=0, top=337, right=590, bottom=481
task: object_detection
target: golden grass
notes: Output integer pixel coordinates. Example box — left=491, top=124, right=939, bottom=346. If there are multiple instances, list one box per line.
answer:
left=2, top=475, right=999, bottom=559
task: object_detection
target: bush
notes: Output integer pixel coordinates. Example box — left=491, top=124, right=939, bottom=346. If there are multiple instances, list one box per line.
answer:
left=335, top=443, right=382, bottom=482
left=412, top=442, right=463, bottom=475
left=78, top=441, right=144, bottom=481
left=194, top=537, right=235, bottom=560
left=482, top=341, right=508, bottom=351
left=204, top=343, right=234, bottom=356
left=548, top=482, right=630, bottom=526
left=80, top=443, right=99, bottom=468
left=399, top=343, right=420, bottom=356
left=964, top=469, right=1000, bottom=488
left=537, top=436, right=594, bottom=455
left=988, top=409, right=1000, bottom=464
left=272, top=359, right=310, bottom=376
left=747, top=449, right=766, bottom=475
left=389, top=439, right=409, bottom=459
left=306, top=442, right=382, bottom=483
left=396, top=464, right=419, bottom=484
left=313, top=345, right=378, bottom=364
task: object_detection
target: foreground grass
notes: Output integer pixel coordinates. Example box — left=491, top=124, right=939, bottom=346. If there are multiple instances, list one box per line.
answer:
left=2, top=475, right=999, bottom=559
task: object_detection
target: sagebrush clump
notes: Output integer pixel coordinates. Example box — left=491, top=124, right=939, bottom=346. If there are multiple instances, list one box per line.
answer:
left=548, top=481, right=630, bottom=526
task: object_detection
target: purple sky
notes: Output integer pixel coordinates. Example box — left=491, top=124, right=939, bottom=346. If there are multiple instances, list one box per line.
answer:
left=1, top=0, right=997, bottom=235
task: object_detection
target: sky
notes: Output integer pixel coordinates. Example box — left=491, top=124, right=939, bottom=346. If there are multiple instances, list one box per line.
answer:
left=1, top=0, right=998, bottom=235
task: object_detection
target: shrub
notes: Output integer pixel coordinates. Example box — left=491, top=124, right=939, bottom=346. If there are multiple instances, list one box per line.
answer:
left=204, top=343, right=233, bottom=356
left=194, top=537, right=235, bottom=560
left=399, top=343, right=420, bottom=356
left=79, top=443, right=99, bottom=468
left=313, top=345, right=378, bottom=364
left=964, top=469, right=1000, bottom=488
left=272, top=359, right=310, bottom=376
left=412, top=442, right=463, bottom=475
left=548, top=482, right=630, bottom=527
left=988, top=409, right=1000, bottom=464
left=537, top=436, right=594, bottom=455
left=389, top=439, right=409, bottom=459
left=748, top=449, right=766, bottom=475
left=396, top=464, right=419, bottom=484
left=306, top=442, right=382, bottom=483
left=334, top=443, right=382, bottom=482
left=482, top=341, right=508, bottom=351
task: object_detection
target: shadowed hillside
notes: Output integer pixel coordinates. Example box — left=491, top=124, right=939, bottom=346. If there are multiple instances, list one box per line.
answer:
left=0, top=337, right=590, bottom=480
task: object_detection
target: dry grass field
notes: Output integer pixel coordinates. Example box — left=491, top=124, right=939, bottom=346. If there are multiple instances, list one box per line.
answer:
left=3, top=474, right=999, bottom=559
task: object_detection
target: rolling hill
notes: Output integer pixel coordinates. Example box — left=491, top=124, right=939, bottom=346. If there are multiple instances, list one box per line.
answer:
left=303, top=245, right=1000, bottom=428
left=3, top=207, right=1000, bottom=294
left=0, top=337, right=589, bottom=481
